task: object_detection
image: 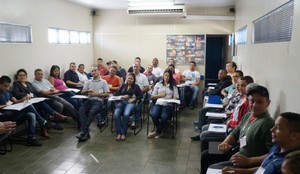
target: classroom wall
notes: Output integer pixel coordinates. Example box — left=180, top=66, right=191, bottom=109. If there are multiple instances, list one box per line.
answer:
left=234, top=0, right=300, bottom=116
left=0, top=0, right=93, bottom=81
left=93, top=8, right=235, bottom=77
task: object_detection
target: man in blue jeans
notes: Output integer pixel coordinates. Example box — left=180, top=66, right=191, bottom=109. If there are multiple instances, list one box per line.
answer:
left=76, top=67, right=109, bottom=142
left=182, top=61, right=201, bottom=110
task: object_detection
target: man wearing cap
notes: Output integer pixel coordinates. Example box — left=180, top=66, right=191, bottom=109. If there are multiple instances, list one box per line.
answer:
left=201, top=85, right=275, bottom=174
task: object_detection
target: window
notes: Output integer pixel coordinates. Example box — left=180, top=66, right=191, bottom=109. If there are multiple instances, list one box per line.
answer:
left=48, top=28, right=91, bottom=44
left=253, top=0, right=294, bottom=44
left=235, top=26, right=247, bottom=45
left=0, top=22, right=32, bottom=43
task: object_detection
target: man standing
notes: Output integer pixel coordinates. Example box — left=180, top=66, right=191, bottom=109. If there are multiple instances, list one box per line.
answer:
left=182, top=61, right=201, bottom=110
left=76, top=66, right=109, bottom=142
left=64, top=62, right=83, bottom=89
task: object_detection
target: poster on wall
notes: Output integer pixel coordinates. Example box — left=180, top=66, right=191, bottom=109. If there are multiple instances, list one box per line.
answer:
left=166, top=35, right=205, bottom=65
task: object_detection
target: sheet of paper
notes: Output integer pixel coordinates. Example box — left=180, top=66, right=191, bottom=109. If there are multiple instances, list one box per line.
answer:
left=3, top=102, right=32, bottom=111
left=156, top=98, right=180, bottom=105
left=208, top=86, right=215, bottom=90
left=206, top=168, right=222, bottom=174
left=29, top=97, right=47, bottom=104
left=63, top=88, right=80, bottom=93
left=108, top=96, right=122, bottom=101
left=204, top=103, right=223, bottom=108
left=206, top=112, right=227, bottom=118
left=207, top=83, right=217, bottom=86
left=71, top=95, right=89, bottom=99
left=208, top=124, right=227, bottom=133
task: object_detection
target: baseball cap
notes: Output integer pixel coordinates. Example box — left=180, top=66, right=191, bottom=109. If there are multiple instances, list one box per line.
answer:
left=247, top=85, right=269, bottom=99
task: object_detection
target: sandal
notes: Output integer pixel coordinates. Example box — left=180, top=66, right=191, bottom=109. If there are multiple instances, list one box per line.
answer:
left=116, top=134, right=121, bottom=141
left=121, top=135, right=126, bottom=141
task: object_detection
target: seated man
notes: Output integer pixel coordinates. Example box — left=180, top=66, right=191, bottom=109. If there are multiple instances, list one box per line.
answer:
left=0, top=76, right=44, bottom=146
left=64, top=62, right=83, bottom=90
left=128, top=57, right=145, bottom=73
left=151, top=58, right=163, bottom=78
left=32, top=69, right=79, bottom=123
left=221, top=112, right=300, bottom=174
left=132, top=62, right=149, bottom=128
left=182, top=61, right=201, bottom=110
left=97, top=58, right=109, bottom=77
left=201, top=85, right=275, bottom=174
left=205, top=69, right=232, bottom=98
left=76, top=66, right=109, bottom=141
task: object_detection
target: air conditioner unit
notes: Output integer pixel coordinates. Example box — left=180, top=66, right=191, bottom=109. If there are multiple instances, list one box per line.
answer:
left=127, top=5, right=186, bottom=17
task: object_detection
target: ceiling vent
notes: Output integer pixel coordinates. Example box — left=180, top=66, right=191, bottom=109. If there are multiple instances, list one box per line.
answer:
left=127, top=5, right=186, bottom=17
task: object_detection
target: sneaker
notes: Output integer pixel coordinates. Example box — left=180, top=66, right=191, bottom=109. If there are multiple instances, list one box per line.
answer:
left=97, top=120, right=107, bottom=128
left=154, top=134, right=162, bottom=139
left=26, top=138, right=42, bottom=147
left=80, top=133, right=90, bottom=142
left=194, top=126, right=200, bottom=132
left=148, top=131, right=157, bottom=138
left=130, top=122, right=136, bottom=129
left=76, top=132, right=85, bottom=140
left=193, top=120, right=199, bottom=125
left=190, top=135, right=200, bottom=141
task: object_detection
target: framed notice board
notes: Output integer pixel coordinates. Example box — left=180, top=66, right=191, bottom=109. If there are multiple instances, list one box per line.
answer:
left=166, top=35, right=205, bottom=65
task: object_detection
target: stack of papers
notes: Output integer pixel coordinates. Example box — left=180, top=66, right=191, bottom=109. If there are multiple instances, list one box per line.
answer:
left=62, top=88, right=80, bottom=93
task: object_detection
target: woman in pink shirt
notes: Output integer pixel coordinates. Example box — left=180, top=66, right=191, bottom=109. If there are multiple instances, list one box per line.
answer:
left=48, top=65, right=68, bottom=91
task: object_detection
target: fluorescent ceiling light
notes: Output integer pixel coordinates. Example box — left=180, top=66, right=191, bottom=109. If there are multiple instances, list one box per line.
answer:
left=128, top=2, right=174, bottom=6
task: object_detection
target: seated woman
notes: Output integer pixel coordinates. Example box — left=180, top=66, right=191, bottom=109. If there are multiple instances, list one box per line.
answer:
left=12, top=69, right=68, bottom=122
left=167, top=64, right=181, bottom=85
left=48, top=65, right=80, bottom=110
left=148, top=69, right=179, bottom=139
left=113, top=72, right=142, bottom=141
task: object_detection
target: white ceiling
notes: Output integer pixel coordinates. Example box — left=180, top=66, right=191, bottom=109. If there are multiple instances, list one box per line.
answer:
left=68, top=0, right=236, bottom=10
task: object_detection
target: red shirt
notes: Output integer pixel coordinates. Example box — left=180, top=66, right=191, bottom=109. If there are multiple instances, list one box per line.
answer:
left=102, top=75, right=120, bottom=94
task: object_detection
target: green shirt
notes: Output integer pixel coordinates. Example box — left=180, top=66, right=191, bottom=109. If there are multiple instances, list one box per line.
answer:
left=230, top=111, right=274, bottom=157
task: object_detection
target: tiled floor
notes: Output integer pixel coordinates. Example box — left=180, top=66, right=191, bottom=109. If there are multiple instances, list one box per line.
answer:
left=0, top=107, right=201, bottom=174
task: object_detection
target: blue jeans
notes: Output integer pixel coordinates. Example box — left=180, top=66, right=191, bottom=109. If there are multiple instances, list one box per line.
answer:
left=150, top=105, right=171, bottom=134
left=113, top=101, right=135, bottom=135
left=25, top=105, right=46, bottom=127
left=2, top=110, right=36, bottom=140
left=184, top=86, right=199, bottom=107
left=79, top=99, right=103, bottom=134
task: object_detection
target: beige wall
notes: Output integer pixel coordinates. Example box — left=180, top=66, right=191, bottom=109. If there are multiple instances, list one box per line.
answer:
left=0, top=0, right=93, bottom=81
left=93, top=9, right=235, bottom=76
left=235, top=0, right=300, bottom=116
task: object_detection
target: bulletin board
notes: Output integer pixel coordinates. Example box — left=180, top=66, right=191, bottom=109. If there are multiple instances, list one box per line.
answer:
left=166, top=35, right=205, bottom=65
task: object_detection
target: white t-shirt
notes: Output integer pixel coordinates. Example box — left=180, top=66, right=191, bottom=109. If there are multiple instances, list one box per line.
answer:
left=182, top=69, right=200, bottom=85
left=152, top=67, right=164, bottom=77
left=135, top=73, right=150, bottom=90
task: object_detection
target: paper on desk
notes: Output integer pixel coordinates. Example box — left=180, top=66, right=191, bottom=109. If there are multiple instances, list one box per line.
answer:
left=204, top=103, right=223, bottom=108
left=63, top=88, right=80, bottom=93
left=207, top=83, right=217, bottom=86
left=156, top=98, right=180, bottom=105
left=206, top=112, right=227, bottom=118
left=71, top=95, right=89, bottom=99
left=206, top=168, right=222, bottom=174
left=208, top=124, right=227, bottom=133
left=108, top=96, right=122, bottom=101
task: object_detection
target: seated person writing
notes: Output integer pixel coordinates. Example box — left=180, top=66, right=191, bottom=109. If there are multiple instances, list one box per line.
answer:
left=13, top=69, right=67, bottom=123
left=0, top=76, right=46, bottom=146
left=64, top=62, right=83, bottom=89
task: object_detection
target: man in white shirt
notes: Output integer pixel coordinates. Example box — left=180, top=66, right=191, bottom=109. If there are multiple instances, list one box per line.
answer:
left=182, top=61, right=201, bottom=110
left=132, top=62, right=149, bottom=128
left=151, top=58, right=163, bottom=78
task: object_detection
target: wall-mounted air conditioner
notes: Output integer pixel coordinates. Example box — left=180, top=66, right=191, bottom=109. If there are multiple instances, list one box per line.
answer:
left=127, top=5, right=186, bottom=17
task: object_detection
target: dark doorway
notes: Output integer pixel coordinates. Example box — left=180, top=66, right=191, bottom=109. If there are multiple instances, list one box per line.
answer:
left=205, top=35, right=226, bottom=87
